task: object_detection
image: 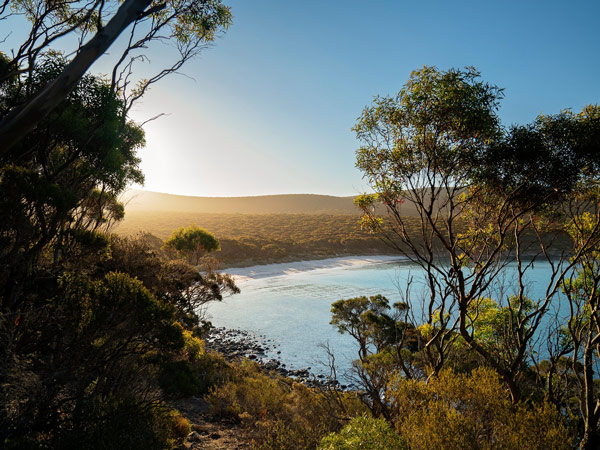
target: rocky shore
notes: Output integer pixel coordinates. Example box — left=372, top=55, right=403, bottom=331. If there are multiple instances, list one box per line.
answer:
left=205, top=326, right=352, bottom=390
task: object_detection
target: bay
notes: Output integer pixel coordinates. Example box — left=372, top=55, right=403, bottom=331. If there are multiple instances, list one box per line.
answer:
left=205, top=256, right=566, bottom=378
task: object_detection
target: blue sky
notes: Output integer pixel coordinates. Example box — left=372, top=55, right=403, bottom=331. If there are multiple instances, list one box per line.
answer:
left=5, top=0, right=600, bottom=196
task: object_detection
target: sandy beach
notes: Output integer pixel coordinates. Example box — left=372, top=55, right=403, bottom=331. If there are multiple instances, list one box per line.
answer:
left=224, top=255, right=407, bottom=282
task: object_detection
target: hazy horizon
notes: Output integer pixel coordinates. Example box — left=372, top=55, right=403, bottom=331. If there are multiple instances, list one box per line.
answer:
left=125, top=187, right=359, bottom=199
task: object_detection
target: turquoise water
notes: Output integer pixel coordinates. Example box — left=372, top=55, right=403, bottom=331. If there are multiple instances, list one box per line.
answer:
left=205, top=258, right=565, bottom=377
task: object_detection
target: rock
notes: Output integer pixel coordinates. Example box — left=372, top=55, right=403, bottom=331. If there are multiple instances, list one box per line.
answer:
left=188, top=431, right=201, bottom=442
left=204, top=325, right=354, bottom=393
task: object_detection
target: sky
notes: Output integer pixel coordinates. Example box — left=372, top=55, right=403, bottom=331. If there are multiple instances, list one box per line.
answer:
left=5, top=0, right=600, bottom=197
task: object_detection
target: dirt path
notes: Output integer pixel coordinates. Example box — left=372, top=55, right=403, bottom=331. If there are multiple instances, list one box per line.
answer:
left=174, top=397, right=251, bottom=450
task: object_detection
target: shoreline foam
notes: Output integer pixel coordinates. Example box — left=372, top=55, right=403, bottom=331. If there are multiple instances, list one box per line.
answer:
left=223, top=255, right=407, bottom=282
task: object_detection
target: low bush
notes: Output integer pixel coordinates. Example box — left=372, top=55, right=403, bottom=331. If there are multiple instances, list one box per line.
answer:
left=318, top=415, right=407, bottom=450
left=50, top=395, right=188, bottom=450
left=389, top=368, right=573, bottom=450
left=207, top=360, right=365, bottom=450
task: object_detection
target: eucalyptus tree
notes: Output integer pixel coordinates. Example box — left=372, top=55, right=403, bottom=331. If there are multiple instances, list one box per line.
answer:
left=353, top=66, right=600, bottom=404
left=0, top=55, right=239, bottom=447
left=163, top=224, right=221, bottom=266
left=330, top=295, right=419, bottom=419
left=0, top=0, right=231, bottom=153
left=0, top=53, right=146, bottom=311
left=561, top=172, right=600, bottom=449
left=0, top=2, right=235, bottom=445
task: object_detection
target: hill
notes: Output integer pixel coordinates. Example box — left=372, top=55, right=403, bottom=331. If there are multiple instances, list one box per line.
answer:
left=113, top=190, right=424, bottom=267
left=120, top=189, right=362, bottom=215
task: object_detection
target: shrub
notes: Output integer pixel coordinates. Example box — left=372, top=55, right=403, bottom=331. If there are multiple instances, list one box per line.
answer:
left=207, top=360, right=365, bottom=450
left=158, top=334, right=237, bottom=398
left=53, top=395, right=188, bottom=450
left=159, top=360, right=205, bottom=397
left=168, top=410, right=192, bottom=439
left=318, top=415, right=407, bottom=450
left=388, top=368, right=573, bottom=450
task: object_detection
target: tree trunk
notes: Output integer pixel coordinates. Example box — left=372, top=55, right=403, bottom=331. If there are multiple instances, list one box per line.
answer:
left=580, top=344, right=599, bottom=450
left=0, top=0, right=153, bottom=155
left=458, top=296, right=522, bottom=403
left=580, top=429, right=600, bottom=450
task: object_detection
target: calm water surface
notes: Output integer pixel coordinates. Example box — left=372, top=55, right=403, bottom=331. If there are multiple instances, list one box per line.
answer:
left=205, top=258, right=564, bottom=376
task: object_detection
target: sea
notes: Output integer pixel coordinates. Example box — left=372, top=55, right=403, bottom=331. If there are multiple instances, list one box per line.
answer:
left=205, top=256, right=568, bottom=378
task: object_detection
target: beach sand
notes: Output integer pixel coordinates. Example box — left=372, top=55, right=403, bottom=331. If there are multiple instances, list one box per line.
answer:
left=224, top=255, right=406, bottom=282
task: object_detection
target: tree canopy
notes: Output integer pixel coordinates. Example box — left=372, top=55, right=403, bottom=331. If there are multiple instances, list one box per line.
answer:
left=0, top=28, right=237, bottom=448
left=0, top=0, right=232, bottom=154
left=163, top=225, right=220, bottom=265
left=352, top=65, right=600, bottom=448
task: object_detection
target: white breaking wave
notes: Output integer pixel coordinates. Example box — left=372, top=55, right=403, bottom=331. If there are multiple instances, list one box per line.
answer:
left=224, top=255, right=407, bottom=282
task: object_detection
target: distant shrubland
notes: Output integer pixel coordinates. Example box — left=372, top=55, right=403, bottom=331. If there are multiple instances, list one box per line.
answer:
left=115, top=210, right=573, bottom=267
left=114, top=212, right=420, bottom=266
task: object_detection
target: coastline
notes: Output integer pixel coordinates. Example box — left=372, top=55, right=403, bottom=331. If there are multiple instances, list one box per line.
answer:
left=221, top=254, right=407, bottom=282
left=205, top=327, right=351, bottom=390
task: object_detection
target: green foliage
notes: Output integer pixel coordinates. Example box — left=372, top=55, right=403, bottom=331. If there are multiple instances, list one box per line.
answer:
left=157, top=327, right=219, bottom=398
left=1, top=0, right=232, bottom=152
left=330, top=295, right=421, bottom=418
left=162, top=0, right=232, bottom=44
left=388, top=368, right=572, bottom=450
left=354, top=66, right=502, bottom=192
left=100, top=234, right=238, bottom=331
left=163, top=224, right=220, bottom=265
left=477, top=105, right=600, bottom=207
left=353, top=63, right=600, bottom=413
left=330, top=295, right=417, bottom=355
left=318, top=415, right=407, bottom=450
left=192, top=351, right=237, bottom=393
left=67, top=228, right=112, bottom=250
left=53, top=394, right=188, bottom=450
left=159, top=360, right=205, bottom=397
left=560, top=208, right=600, bottom=447
left=0, top=229, right=238, bottom=447
left=207, top=360, right=365, bottom=450
left=3, top=53, right=145, bottom=188
left=354, top=193, right=378, bottom=209
left=464, top=296, right=534, bottom=364
left=0, top=13, right=238, bottom=450
left=566, top=211, right=600, bottom=257
left=0, top=53, right=145, bottom=316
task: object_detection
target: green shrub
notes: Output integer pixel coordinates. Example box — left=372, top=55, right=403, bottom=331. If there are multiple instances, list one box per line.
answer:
left=207, top=360, right=365, bottom=450
left=54, top=394, right=187, bottom=450
left=168, top=410, right=191, bottom=439
left=194, top=351, right=237, bottom=394
left=159, top=360, right=205, bottom=397
left=319, top=415, right=407, bottom=450
left=388, top=368, right=573, bottom=450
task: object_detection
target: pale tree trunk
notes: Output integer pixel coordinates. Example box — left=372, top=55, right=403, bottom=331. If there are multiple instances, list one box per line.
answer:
left=579, top=337, right=600, bottom=450
left=581, top=424, right=600, bottom=450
